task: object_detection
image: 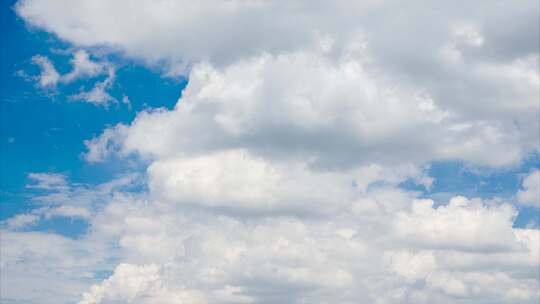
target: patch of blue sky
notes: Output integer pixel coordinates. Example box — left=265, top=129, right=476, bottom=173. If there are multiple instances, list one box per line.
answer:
left=29, top=217, right=90, bottom=239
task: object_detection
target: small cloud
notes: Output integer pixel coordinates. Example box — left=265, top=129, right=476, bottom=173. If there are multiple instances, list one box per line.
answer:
left=3, top=213, right=40, bottom=230
left=62, top=50, right=108, bottom=83
left=83, top=124, right=127, bottom=163
left=122, top=95, right=132, bottom=110
left=31, top=55, right=60, bottom=88
left=43, top=205, right=91, bottom=220
left=516, top=169, right=540, bottom=208
left=69, top=68, right=117, bottom=107
left=23, top=51, right=117, bottom=106
left=27, top=172, right=69, bottom=190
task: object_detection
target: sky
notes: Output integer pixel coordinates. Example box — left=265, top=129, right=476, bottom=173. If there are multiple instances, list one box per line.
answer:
left=0, top=1, right=539, bottom=303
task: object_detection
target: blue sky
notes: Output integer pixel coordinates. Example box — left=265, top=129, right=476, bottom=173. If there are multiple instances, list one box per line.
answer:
left=1, top=1, right=539, bottom=303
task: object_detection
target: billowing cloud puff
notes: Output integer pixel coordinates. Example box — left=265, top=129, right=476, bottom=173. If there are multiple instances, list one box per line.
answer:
left=86, top=49, right=535, bottom=167
left=65, top=194, right=540, bottom=303
left=79, top=264, right=205, bottom=304
left=517, top=170, right=540, bottom=208
left=16, top=0, right=539, bottom=73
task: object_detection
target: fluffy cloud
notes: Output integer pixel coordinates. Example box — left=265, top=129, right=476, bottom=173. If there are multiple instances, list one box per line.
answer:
left=19, top=0, right=539, bottom=155
left=25, top=50, right=117, bottom=105
left=69, top=67, right=117, bottom=106
left=30, top=50, right=109, bottom=87
left=85, top=48, right=535, bottom=168
left=147, top=149, right=431, bottom=215
left=31, top=55, right=60, bottom=88
left=79, top=264, right=205, bottom=304
left=76, top=193, right=540, bottom=303
left=4, top=1, right=539, bottom=303
left=2, top=172, right=539, bottom=303
left=63, top=50, right=108, bottom=82
left=517, top=169, right=540, bottom=208
left=393, top=197, right=518, bottom=252
left=15, top=0, right=539, bottom=74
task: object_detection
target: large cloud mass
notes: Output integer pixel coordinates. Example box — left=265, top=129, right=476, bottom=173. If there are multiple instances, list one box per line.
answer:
left=3, top=0, right=539, bottom=303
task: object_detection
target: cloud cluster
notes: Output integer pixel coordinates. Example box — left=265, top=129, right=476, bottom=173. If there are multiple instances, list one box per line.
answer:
left=517, top=170, right=540, bottom=208
left=69, top=67, right=116, bottom=106
left=2, top=172, right=539, bottom=303
left=15, top=0, right=539, bottom=73
left=3, top=0, right=539, bottom=303
left=30, top=55, right=60, bottom=87
left=85, top=48, right=536, bottom=168
left=26, top=50, right=117, bottom=106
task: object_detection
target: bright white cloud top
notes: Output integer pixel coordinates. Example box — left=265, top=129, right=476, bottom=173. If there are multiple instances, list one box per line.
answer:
left=2, top=0, right=539, bottom=303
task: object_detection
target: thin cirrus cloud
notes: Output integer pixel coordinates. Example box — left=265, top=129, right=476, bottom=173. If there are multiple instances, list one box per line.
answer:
left=1, top=0, right=539, bottom=303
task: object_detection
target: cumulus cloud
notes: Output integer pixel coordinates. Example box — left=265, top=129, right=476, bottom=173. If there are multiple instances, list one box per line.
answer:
left=26, top=50, right=117, bottom=105
left=31, top=55, right=60, bottom=88
left=393, top=197, right=518, bottom=252
left=84, top=49, right=534, bottom=167
left=15, top=1, right=539, bottom=73
left=517, top=169, right=540, bottom=208
left=147, top=149, right=431, bottom=215
left=18, top=0, right=539, bottom=150
left=70, top=67, right=117, bottom=106
left=30, top=50, right=109, bottom=87
left=63, top=50, right=108, bottom=82
left=4, top=1, right=539, bottom=303
left=75, top=193, right=540, bottom=303
left=3, top=172, right=540, bottom=303
left=79, top=264, right=206, bottom=304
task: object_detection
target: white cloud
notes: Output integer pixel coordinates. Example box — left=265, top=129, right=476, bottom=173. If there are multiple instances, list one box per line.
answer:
left=85, top=49, right=532, bottom=167
left=122, top=95, right=132, bottom=110
left=63, top=50, right=108, bottom=82
left=76, top=193, right=538, bottom=304
left=31, top=50, right=109, bottom=87
left=31, top=55, right=60, bottom=88
left=2, top=172, right=139, bottom=229
left=79, top=263, right=206, bottom=304
left=27, top=172, right=69, bottom=190
left=6, top=1, right=540, bottom=303
left=70, top=67, right=116, bottom=106
left=19, top=0, right=538, bottom=158
left=3, top=173, right=540, bottom=303
left=0, top=231, right=106, bottom=303
left=3, top=213, right=40, bottom=230
left=83, top=124, right=128, bottom=163
left=43, top=205, right=92, bottom=220
left=147, top=149, right=433, bottom=216
left=15, top=0, right=539, bottom=74
left=393, top=197, right=518, bottom=252
left=27, top=51, right=116, bottom=105
left=517, top=169, right=540, bottom=208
